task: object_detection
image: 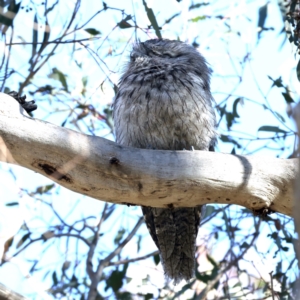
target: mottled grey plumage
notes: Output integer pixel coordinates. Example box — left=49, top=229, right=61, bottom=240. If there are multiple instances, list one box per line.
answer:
left=113, top=39, right=217, bottom=283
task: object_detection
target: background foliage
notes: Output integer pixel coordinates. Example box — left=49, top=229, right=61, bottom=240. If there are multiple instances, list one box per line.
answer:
left=0, top=0, right=299, bottom=299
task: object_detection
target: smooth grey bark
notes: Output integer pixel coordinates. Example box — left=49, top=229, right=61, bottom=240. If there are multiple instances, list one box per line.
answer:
left=0, top=283, right=28, bottom=300
left=0, top=92, right=297, bottom=216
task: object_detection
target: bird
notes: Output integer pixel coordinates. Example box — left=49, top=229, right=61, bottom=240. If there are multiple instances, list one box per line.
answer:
left=113, top=39, right=217, bottom=283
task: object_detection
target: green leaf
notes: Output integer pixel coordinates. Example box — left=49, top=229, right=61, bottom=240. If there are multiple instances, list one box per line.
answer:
left=9, top=0, right=21, bottom=14
left=145, top=294, right=154, bottom=300
left=48, top=68, right=68, bottom=92
left=31, top=14, right=38, bottom=60
left=240, top=242, right=249, bottom=248
left=153, top=253, right=160, bottom=265
left=274, top=111, right=286, bottom=123
left=258, top=3, right=268, bottom=29
left=62, top=261, right=71, bottom=271
left=206, top=254, right=218, bottom=268
left=115, top=291, right=132, bottom=300
left=16, top=233, right=31, bottom=248
left=86, top=235, right=95, bottom=243
left=257, top=3, right=269, bottom=42
left=5, top=201, right=19, bottom=206
left=105, top=263, right=128, bottom=292
left=52, top=271, right=58, bottom=285
left=282, top=92, right=294, bottom=103
left=189, top=3, right=209, bottom=10
left=114, top=228, right=125, bottom=244
left=268, top=76, right=283, bottom=88
left=142, top=0, right=162, bottom=38
left=190, top=16, right=206, bottom=22
left=0, top=0, right=21, bottom=29
left=203, top=205, right=215, bottom=218
left=4, top=236, right=14, bottom=252
left=41, top=230, right=55, bottom=241
left=82, top=76, right=88, bottom=87
left=164, top=13, right=180, bottom=25
left=268, top=232, right=278, bottom=240
left=220, top=134, right=241, bottom=148
left=282, top=228, right=293, bottom=243
left=258, top=126, right=288, bottom=134
left=38, top=18, right=50, bottom=54
left=85, top=28, right=101, bottom=36
left=81, top=76, right=88, bottom=96
left=196, top=270, right=211, bottom=284
left=226, top=112, right=235, bottom=129
left=137, top=235, right=142, bottom=252
left=232, top=97, right=242, bottom=118
left=196, top=255, right=219, bottom=286
left=70, top=274, right=78, bottom=285
left=33, top=84, right=54, bottom=95
left=117, top=19, right=132, bottom=29
left=36, top=184, right=55, bottom=194
left=196, top=255, right=219, bottom=288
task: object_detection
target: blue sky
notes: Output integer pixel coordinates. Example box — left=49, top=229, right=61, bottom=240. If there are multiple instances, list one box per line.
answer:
left=0, top=0, right=298, bottom=298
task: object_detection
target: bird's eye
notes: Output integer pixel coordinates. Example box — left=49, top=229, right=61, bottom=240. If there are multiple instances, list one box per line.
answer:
left=162, top=53, right=172, bottom=58
left=130, top=53, right=136, bottom=61
left=147, top=49, right=171, bottom=58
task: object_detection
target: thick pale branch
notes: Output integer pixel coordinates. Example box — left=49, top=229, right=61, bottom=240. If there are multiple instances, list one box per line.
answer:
left=0, top=93, right=297, bottom=216
left=0, top=283, right=28, bottom=300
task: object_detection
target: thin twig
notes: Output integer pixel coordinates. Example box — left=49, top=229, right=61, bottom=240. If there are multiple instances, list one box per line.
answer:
left=87, top=217, right=144, bottom=300
left=269, top=271, right=275, bottom=300
left=197, top=219, right=261, bottom=299
left=2, top=232, right=90, bottom=266
left=86, top=203, right=108, bottom=279
left=6, top=37, right=100, bottom=46
left=108, top=250, right=159, bottom=266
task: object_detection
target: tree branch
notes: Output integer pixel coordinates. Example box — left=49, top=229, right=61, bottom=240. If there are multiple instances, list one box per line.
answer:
left=87, top=217, right=144, bottom=300
left=108, top=250, right=159, bottom=266
left=0, top=93, right=297, bottom=216
left=0, top=282, right=28, bottom=300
